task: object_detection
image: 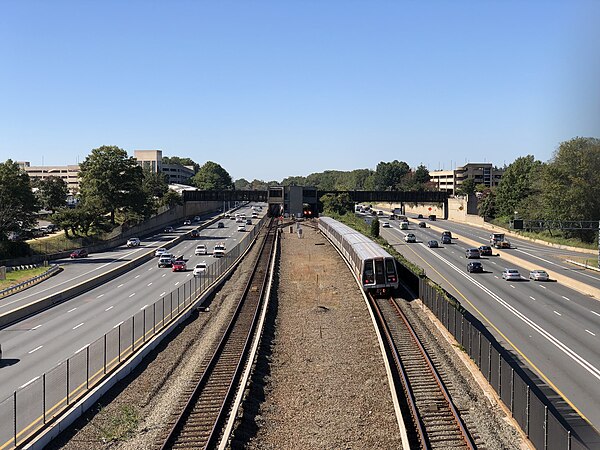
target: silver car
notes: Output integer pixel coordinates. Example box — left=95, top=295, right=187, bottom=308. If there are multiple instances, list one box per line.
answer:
left=529, top=270, right=550, bottom=281
left=501, top=269, right=521, bottom=281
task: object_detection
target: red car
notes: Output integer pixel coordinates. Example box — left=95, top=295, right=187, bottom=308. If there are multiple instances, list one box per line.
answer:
left=172, top=260, right=186, bottom=272
left=70, top=249, right=88, bottom=258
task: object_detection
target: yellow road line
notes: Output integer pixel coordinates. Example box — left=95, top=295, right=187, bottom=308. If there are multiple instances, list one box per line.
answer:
left=399, top=240, right=593, bottom=425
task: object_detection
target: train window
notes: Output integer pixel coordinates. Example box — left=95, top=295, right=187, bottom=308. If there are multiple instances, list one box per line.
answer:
left=363, top=260, right=374, bottom=284
left=374, top=259, right=385, bottom=285
left=385, top=258, right=397, bottom=282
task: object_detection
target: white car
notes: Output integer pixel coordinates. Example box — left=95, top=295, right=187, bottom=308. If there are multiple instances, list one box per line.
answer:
left=237, top=224, right=246, bottom=232
left=154, top=247, right=168, bottom=257
left=529, top=270, right=550, bottom=281
left=381, top=221, right=390, bottom=228
left=126, top=237, right=141, bottom=247
left=404, top=233, right=416, bottom=243
left=195, top=244, right=207, bottom=255
left=193, top=262, right=207, bottom=276
left=213, top=244, right=226, bottom=257
left=502, top=269, right=521, bottom=281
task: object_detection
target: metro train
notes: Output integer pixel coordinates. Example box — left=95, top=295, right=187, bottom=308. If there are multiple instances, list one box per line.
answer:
left=318, top=216, right=399, bottom=294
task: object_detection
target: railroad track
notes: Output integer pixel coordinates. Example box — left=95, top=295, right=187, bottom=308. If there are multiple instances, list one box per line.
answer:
left=155, top=219, right=277, bottom=450
left=369, top=293, right=476, bottom=449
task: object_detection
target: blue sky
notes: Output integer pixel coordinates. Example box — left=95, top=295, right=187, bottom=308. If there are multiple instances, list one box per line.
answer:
left=1, top=1, right=598, bottom=182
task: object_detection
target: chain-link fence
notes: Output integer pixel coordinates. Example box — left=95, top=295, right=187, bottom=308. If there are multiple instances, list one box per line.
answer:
left=0, top=216, right=266, bottom=450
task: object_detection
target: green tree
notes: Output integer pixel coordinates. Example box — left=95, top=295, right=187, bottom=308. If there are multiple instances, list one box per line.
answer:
left=191, top=161, right=233, bottom=190
left=375, top=160, right=410, bottom=190
left=477, top=187, right=497, bottom=219
left=320, top=193, right=354, bottom=215
left=234, top=178, right=251, bottom=190
left=540, top=137, right=600, bottom=241
left=161, top=189, right=183, bottom=208
left=370, top=217, right=380, bottom=237
left=79, top=145, right=147, bottom=225
left=142, top=168, right=169, bottom=199
left=35, top=176, right=68, bottom=211
left=414, top=164, right=430, bottom=185
left=0, top=159, right=38, bottom=240
left=495, top=155, right=543, bottom=218
left=455, top=178, right=477, bottom=197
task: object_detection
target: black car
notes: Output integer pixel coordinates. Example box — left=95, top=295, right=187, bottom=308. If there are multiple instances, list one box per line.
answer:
left=479, top=245, right=493, bottom=256
left=417, top=214, right=423, bottom=219
left=190, top=229, right=200, bottom=238
left=164, top=226, right=174, bottom=233
left=418, top=221, right=426, bottom=228
left=441, top=235, right=451, bottom=244
left=427, top=240, right=439, bottom=248
left=467, top=261, right=484, bottom=273
left=217, top=222, right=225, bottom=228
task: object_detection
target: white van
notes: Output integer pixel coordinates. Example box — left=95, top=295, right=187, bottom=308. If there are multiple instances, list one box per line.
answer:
left=400, top=221, right=409, bottom=230
left=195, top=244, right=207, bottom=255
left=213, top=243, right=226, bottom=258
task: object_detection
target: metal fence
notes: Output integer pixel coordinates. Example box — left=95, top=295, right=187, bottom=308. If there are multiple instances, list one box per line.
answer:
left=419, top=278, right=596, bottom=450
left=0, top=217, right=266, bottom=450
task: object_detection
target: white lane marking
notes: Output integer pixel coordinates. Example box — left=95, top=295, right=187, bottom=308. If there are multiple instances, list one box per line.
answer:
left=160, top=292, right=166, bottom=297
left=140, top=304, right=149, bottom=310
left=134, top=275, right=140, bottom=279
left=129, top=293, right=136, bottom=298
left=31, top=324, right=42, bottom=330
left=509, top=285, right=515, bottom=289
left=592, top=311, right=600, bottom=317
left=175, top=282, right=180, bottom=286
left=105, top=306, right=114, bottom=311
left=553, top=311, right=562, bottom=316
left=539, top=285, right=547, bottom=289
left=113, top=321, right=124, bottom=329
left=20, top=376, right=40, bottom=389
left=148, top=267, right=153, bottom=271
left=529, top=296, right=536, bottom=301
left=72, top=322, right=84, bottom=330
left=67, top=308, right=77, bottom=313
left=494, top=275, right=499, bottom=279
left=97, top=294, right=104, bottom=298
left=562, top=296, right=571, bottom=301
left=28, top=345, right=43, bottom=354
left=586, top=330, right=596, bottom=336
left=162, top=273, right=166, bottom=277
left=423, top=244, right=600, bottom=382
left=147, top=282, right=153, bottom=286
left=490, top=261, right=497, bottom=265
left=117, top=284, right=124, bottom=288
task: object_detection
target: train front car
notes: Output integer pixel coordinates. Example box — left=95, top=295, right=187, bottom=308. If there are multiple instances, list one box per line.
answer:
left=318, top=217, right=399, bottom=295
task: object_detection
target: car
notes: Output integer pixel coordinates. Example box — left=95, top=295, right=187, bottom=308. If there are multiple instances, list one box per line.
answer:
left=441, top=235, right=452, bottom=245
left=237, top=224, right=246, bottom=232
left=478, top=245, right=493, bottom=256
left=427, top=240, right=439, bottom=248
left=154, top=247, right=168, bottom=257
left=246, top=219, right=252, bottom=225
left=467, top=261, right=484, bottom=273
left=70, top=248, right=88, bottom=258
left=252, top=212, right=259, bottom=218
left=441, top=231, right=452, bottom=239
left=230, top=215, right=236, bottom=220
left=172, top=260, right=186, bottom=272
left=502, top=268, right=521, bottom=281
left=193, top=262, right=207, bottom=276
left=377, top=211, right=384, bottom=216
left=404, top=233, right=416, bottom=243
left=428, top=214, right=436, bottom=221
left=529, top=270, right=550, bottom=281
left=213, top=243, right=226, bottom=257
left=193, top=216, right=201, bottom=222
left=126, top=237, right=141, bottom=247
left=183, top=219, right=192, bottom=225
left=418, top=221, right=426, bottom=228
left=158, top=256, right=173, bottom=268
left=381, top=221, right=390, bottom=228
left=417, top=214, right=423, bottom=219
left=465, top=248, right=481, bottom=259
left=45, top=224, right=58, bottom=233
left=195, top=244, right=207, bottom=255
left=217, top=221, right=225, bottom=228
left=164, top=226, right=174, bottom=233
left=190, top=229, right=200, bottom=238
left=399, top=221, right=409, bottom=230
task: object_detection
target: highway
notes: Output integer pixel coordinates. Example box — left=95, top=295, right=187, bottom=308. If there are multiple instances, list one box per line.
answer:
left=0, top=204, right=264, bottom=403
left=372, top=213, right=600, bottom=433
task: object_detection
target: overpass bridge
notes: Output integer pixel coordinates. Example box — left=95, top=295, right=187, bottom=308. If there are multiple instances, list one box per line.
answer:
left=183, top=188, right=449, bottom=218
